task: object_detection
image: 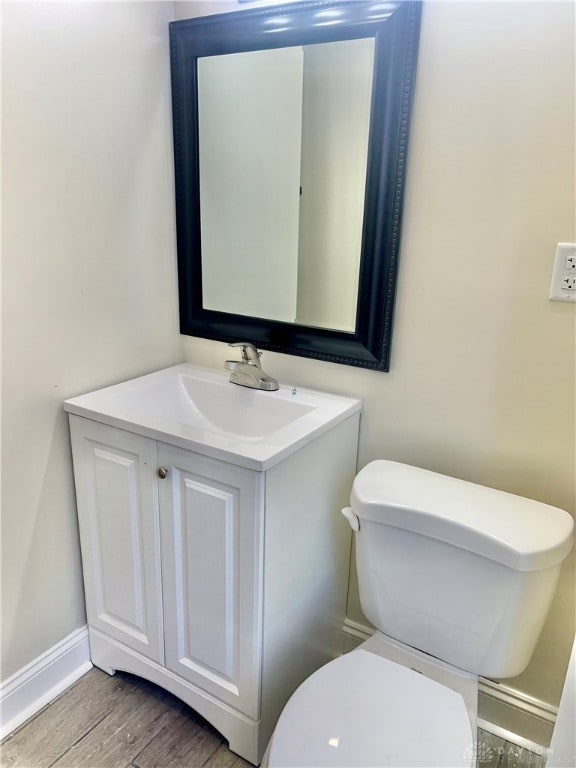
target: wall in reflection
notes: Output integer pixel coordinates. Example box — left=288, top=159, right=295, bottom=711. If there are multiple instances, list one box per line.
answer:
left=199, top=47, right=303, bottom=323
left=296, top=37, right=373, bottom=331
left=198, top=38, right=373, bottom=332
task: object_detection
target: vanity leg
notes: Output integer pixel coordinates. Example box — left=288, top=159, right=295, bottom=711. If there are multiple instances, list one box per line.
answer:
left=93, top=662, right=116, bottom=677
left=88, top=628, right=116, bottom=676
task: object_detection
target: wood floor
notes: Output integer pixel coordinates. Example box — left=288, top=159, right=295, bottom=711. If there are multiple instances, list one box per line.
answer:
left=474, top=731, right=547, bottom=768
left=1, top=667, right=547, bottom=768
left=0, top=669, right=250, bottom=768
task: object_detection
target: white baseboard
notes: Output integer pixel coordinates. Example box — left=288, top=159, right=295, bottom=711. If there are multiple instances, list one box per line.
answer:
left=0, top=618, right=558, bottom=748
left=342, top=618, right=557, bottom=747
left=478, top=678, right=556, bottom=749
left=0, top=626, right=92, bottom=740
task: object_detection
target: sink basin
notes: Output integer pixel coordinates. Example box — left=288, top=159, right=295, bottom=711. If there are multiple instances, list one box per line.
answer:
left=64, top=364, right=361, bottom=469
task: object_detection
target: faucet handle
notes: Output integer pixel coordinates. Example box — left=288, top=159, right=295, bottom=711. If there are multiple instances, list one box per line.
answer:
left=229, top=342, right=261, bottom=363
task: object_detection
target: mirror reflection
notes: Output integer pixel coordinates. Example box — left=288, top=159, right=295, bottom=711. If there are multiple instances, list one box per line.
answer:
left=198, top=37, right=375, bottom=332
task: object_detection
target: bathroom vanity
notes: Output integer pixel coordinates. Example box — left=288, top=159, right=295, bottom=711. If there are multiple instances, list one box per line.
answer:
left=64, top=364, right=360, bottom=764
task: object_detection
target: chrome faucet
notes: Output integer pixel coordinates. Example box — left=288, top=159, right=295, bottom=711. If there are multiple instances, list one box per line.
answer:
left=225, top=342, right=279, bottom=391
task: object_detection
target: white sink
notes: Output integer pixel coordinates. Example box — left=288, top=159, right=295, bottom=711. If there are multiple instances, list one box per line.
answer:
left=64, top=364, right=361, bottom=469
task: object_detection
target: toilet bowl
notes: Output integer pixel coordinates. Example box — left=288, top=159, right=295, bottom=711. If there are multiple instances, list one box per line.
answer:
left=264, top=461, right=574, bottom=768
left=265, top=633, right=477, bottom=768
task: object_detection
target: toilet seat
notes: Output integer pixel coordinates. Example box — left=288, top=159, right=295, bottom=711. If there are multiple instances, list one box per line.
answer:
left=266, top=649, right=475, bottom=768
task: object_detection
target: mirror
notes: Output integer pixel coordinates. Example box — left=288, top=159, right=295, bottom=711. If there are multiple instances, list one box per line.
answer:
left=198, top=38, right=374, bottom=332
left=170, top=0, right=422, bottom=370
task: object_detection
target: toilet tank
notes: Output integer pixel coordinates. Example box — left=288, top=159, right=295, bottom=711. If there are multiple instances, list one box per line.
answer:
left=349, top=461, right=574, bottom=679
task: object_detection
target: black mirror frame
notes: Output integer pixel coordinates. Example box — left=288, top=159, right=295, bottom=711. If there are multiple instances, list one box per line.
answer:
left=170, top=0, right=421, bottom=371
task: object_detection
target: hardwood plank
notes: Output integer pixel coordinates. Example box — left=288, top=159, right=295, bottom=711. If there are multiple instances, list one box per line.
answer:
left=203, top=743, right=251, bottom=768
left=133, top=712, right=223, bottom=768
left=499, top=739, right=547, bottom=768
left=476, top=730, right=547, bottom=768
left=477, top=730, right=504, bottom=767
left=1, top=669, right=143, bottom=768
left=50, top=674, right=182, bottom=768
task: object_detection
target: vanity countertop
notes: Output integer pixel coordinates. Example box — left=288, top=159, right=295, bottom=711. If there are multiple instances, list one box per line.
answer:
left=64, top=363, right=361, bottom=471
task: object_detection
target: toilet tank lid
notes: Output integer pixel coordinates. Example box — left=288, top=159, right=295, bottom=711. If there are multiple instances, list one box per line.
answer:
left=351, top=461, right=574, bottom=571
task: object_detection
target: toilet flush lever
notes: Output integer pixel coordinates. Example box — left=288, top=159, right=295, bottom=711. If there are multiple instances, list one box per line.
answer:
left=341, top=507, right=360, bottom=532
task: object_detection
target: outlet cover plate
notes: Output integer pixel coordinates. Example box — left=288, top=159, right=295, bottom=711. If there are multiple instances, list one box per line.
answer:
left=549, top=243, right=576, bottom=302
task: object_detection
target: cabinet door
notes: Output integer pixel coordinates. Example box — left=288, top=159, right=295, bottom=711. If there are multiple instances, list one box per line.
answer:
left=157, top=443, right=263, bottom=719
left=69, top=416, right=164, bottom=663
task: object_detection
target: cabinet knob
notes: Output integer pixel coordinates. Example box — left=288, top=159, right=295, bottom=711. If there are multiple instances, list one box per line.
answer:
left=157, top=467, right=168, bottom=479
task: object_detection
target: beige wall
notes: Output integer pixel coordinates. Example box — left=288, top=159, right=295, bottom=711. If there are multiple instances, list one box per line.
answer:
left=1, top=2, right=180, bottom=680
left=180, top=1, right=575, bottom=709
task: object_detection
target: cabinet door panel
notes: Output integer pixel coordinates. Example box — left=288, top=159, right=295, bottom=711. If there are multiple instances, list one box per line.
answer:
left=157, top=443, right=263, bottom=718
left=180, top=477, right=236, bottom=679
left=69, top=417, right=164, bottom=663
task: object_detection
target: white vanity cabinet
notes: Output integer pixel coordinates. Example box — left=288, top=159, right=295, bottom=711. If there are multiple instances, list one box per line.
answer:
left=70, top=418, right=262, bottom=721
left=66, top=367, right=360, bottom=766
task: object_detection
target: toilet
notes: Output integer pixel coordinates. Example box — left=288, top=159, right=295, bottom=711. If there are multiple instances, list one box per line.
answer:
left=264, top=461, right=574, bottom=768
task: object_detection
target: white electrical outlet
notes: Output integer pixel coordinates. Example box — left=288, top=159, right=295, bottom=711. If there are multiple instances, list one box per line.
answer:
left=549, top=243, right=576, bottom=302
